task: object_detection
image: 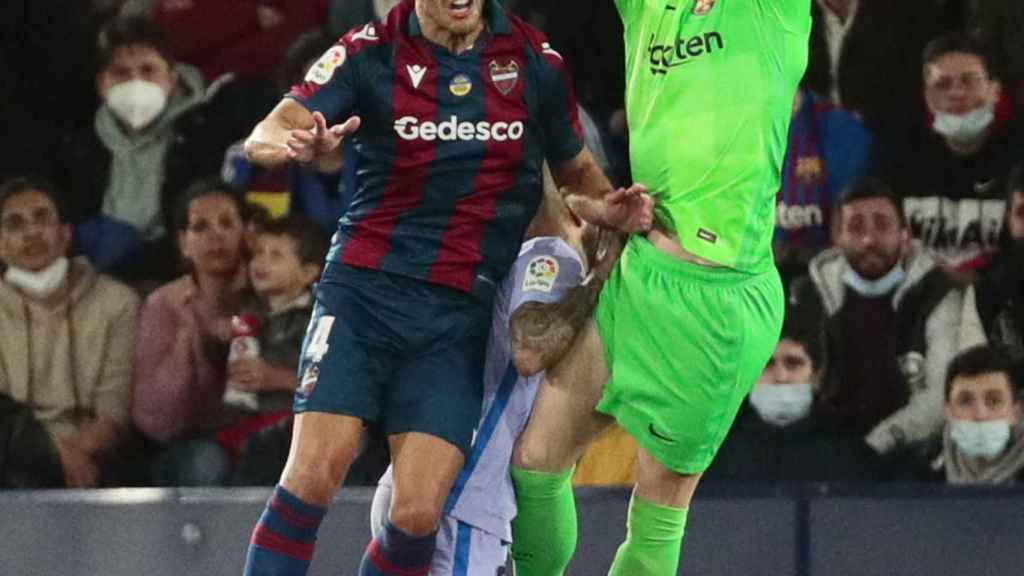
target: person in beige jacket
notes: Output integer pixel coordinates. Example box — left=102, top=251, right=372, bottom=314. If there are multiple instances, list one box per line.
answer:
left=0, top=177, right=139, bottom=487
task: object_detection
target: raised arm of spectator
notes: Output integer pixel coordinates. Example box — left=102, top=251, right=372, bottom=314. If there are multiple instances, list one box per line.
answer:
left=865, top=288, right=963, bottom=453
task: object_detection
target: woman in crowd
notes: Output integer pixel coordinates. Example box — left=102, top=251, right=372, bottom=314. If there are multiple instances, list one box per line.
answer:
left=131, top=179, right=253, bottom=486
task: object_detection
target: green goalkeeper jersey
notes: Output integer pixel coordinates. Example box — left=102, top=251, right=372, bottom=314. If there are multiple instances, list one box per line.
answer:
left=615, top=0, right=811, bottom=272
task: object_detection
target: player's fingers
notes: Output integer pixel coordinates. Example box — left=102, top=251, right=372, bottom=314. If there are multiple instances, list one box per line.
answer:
left=291, top=129, right=316, bottom=143
left=625, top=182, right=649, bottom=196
left=605, top=188, right=626, bottom=205
left=331, top=115, right=362, bottom=138
left=312, top=111, right=328, bottom=135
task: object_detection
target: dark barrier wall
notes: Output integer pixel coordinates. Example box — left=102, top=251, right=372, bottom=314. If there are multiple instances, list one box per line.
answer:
left=1, top=485, right=1022, bottom=576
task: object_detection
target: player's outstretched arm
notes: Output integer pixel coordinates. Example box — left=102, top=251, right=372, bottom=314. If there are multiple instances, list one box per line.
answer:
left=510, top=231, right=623, bottom=376
left=244, top=99, right=360, bottom=172
left=552, top=149, right=654, bottom=233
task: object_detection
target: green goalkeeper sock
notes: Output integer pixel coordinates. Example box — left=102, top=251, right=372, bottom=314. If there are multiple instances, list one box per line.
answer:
left=510, top=466, right=578, bottom=576
left=608, top=493, right=688, bottom=576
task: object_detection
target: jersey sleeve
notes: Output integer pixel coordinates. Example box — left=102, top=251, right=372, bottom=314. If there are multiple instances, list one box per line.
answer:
left=286, top=37, right=357, bottom=123
left=508, top=237, right=585, bottom=316
left=530, top=40, right=585, bottom=165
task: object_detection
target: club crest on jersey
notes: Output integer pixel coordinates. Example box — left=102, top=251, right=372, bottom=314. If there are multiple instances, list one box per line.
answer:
left=306, top=46, right=346, bottom=85
left=449, top=74, right=473, bottom=97
left=523, top=256, right=559, bottom=292
left=693, top=0, right=716, bottom=15
left=489, top=60, right=520, bottom=95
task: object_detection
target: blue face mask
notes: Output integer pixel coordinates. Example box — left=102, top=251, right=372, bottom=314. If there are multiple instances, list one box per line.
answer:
left=950, top=419, right=1012, bottom=459
left=842, top=264, right=906, bottom=297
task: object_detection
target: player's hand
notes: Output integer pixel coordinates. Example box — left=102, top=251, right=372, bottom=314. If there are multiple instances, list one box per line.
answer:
left=603, top=183, right=654, bottom=233
left=287, top=112, right=361, bottom=164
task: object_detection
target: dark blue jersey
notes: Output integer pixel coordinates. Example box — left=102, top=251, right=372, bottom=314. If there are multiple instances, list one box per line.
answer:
left=289, top=0, right=583, bottom=297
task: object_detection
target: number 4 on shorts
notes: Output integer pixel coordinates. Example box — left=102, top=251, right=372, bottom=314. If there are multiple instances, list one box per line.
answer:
left=304, top=315, right=336, bottom=363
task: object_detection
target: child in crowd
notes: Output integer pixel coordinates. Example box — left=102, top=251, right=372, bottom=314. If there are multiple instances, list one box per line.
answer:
left=217, top=214, right=328, bottom=481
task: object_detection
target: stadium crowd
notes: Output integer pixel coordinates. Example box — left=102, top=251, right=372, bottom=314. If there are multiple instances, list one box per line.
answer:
left=1, top=0, right=1023, bottom=491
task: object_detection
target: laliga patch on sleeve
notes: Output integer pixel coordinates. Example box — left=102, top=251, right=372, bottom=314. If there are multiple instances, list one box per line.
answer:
left=522, top=255, right=559, bottom=292
left=306, top=46, right=347, bottom=85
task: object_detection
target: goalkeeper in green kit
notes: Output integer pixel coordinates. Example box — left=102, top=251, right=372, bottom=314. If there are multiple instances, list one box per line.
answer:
left=508, top=1, right=812, bottom=574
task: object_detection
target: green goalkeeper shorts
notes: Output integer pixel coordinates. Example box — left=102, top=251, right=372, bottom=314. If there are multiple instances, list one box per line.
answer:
left=594, top=235, right=784, bottom=474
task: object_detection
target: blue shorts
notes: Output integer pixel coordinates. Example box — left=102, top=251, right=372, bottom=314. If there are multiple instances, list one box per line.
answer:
left=294, top=264, right=491, bottom=454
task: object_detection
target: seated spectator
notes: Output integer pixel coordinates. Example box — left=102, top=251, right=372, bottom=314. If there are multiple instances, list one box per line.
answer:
left=0, top=177, right=139, bottom=487
left=803, top=0, right=959, bottom=137
left=790, top=177, right=962, bottom=455
left=960, top=161, right=1024, bottom=365
left=892, top=346, right=1024, bottom=485
left=220, top=215, right=327, bottom=483
left=883, top=33, right=1021, bottom=277
left=967, top=0, right=1024, bottom=114
left=775, top=87, right=874, bottom=284
left=54, top=16, right=254, bottom=285
left=149, top=0, right=328, bottom=82
left=705, top=307, right=882, bottom=483
left=221, top=30, right=347, bottom=234
left=131, top=180, right=253, bottom=486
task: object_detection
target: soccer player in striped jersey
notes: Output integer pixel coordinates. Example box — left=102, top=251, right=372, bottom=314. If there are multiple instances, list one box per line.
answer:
left=239, top=1, right=652, bottom=575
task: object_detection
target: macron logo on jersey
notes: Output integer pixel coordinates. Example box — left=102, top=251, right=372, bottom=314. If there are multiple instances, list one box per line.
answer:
left=394, top=116, right=525, bottom=142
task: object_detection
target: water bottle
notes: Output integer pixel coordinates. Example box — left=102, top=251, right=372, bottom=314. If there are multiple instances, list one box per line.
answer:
left=223, top=313, right=261, bottom=411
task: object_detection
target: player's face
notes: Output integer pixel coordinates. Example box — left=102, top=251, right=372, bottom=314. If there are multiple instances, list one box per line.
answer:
left=179, top=194, right=245, bottom=277
left=946, top=372, right=1020, bottom=424
left=250, top=233, right=317, bottom=298
left=418, top=0, right=485, bottom=37
left=838, top=198, right=908, bottom=281
left=0, top=190, right=71, bottom=272
left=758, top=339, right=815, bottom=386
left=924, top=52, right=1000, bottom=116
left=97, top=44, right=177, bottom=100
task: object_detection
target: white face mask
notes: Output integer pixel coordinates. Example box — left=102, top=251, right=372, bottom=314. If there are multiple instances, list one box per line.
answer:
left=950, top=419, right=1011, bottom=459
left=4, top=257, right=69, bottom=298
left=106, top=79, right=168, bottom=130
left=843, top=264, right=905, bottom=297
left=932, top=103, right=996, bottom=144
left=748, top=382, right=814, bottom=427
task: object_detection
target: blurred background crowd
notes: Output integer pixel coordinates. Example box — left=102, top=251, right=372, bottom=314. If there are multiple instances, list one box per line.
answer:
left=1, top=0, right=1022, bottom=491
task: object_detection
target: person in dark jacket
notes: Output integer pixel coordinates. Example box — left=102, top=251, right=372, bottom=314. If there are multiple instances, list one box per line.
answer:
left=53, top=16, right=255, bottom=285
left=789, top=178, right=962, bottom=455
left=705, top=306, right=882, bottom=483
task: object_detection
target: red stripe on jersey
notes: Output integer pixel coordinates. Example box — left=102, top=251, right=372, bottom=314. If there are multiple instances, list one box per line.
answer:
left=340, top=38, right=438, bottom=269
left=427, top=43, right=528, bottom=291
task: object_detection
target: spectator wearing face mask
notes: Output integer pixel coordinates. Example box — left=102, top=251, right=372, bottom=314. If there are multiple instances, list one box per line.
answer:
left=882, top=33, right=1022, bottom=278
left=789, top=178, right=963, bottom=455
left=703, top=307, right=883, bottom=483
left=892, top=346, right=1024, bottom=485
left=53, top=16, right=254, bottom=286
left=960, top=162, right=1024, bottom=368
left=0, top=177, right=140, bottom=488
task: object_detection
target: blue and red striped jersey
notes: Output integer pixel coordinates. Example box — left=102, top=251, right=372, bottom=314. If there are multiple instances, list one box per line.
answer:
left=289, top=0, right=583, bottom=297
